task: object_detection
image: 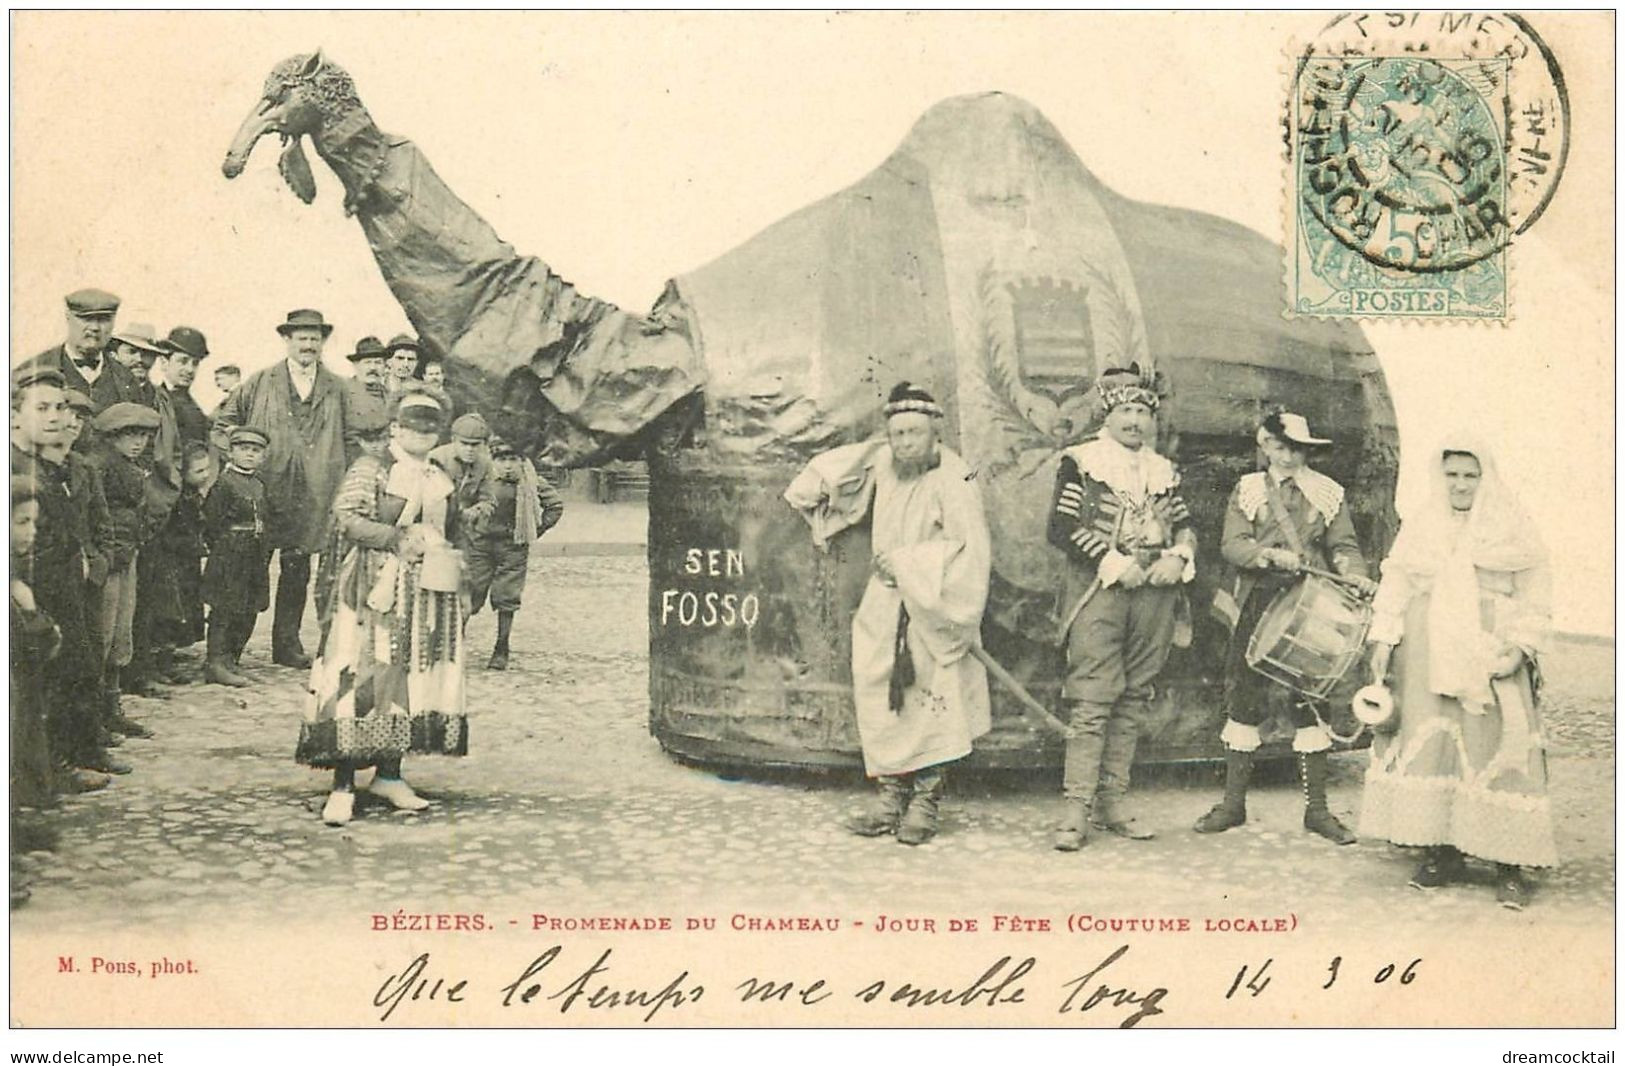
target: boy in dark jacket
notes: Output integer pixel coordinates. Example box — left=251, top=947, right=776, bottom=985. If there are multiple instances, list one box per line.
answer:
left=464, top=436, right=564, bottom=670
left=202, top=427, right=271, bottom=686
left=89, top=402, right=162, bottom=755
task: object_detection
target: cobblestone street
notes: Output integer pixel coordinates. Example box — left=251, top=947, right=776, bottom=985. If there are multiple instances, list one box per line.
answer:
left=12, top=524, right=1615, bottom=938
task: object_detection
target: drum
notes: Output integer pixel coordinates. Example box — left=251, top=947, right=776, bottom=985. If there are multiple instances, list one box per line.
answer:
left=1245, top=574, right=1372, bottom=699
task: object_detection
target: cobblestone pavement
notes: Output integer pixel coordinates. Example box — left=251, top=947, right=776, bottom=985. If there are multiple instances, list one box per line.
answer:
left=12, top=555, right=1614, bottom=935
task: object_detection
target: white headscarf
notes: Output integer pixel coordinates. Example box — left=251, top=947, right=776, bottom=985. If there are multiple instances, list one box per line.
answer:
left=1384, top=432, right=1546, bottom=712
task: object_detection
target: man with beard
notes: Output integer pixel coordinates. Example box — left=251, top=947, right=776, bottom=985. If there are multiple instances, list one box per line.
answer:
left=21, top=289, right=147, bottom=425
left=1046, top=364, right=1196, bottom=851
left=212, top=309, right=351, bottom=669
left=785, top=382, right=992, bottom=846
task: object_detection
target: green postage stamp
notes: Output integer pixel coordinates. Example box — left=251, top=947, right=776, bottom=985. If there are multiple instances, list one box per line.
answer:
left=1287, top=13, right=1570, bottom=321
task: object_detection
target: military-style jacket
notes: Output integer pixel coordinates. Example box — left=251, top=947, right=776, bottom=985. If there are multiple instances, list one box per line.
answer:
left=1047, top=436, right=1195, bottom=635
left=1216, top=468, right=1368, bottom=627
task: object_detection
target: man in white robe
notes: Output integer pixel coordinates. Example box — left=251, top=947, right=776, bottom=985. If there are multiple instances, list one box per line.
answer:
left=784, top=382, right=992, bottom=845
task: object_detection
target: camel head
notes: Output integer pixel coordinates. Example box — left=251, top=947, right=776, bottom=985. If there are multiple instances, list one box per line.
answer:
left=222, top=51, right=362, bottom=203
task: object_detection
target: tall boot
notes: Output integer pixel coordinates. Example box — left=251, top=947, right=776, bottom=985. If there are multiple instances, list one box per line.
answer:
left=205, top=614, right=250, bottom=687
left=103, top=677, right=153, bottom=740
left=488, top=610, right=514, bottom=671
left=272, top=551, right=312, bottom=667
left=230, top=612, right=257, bottom=668
left=845, top=774, right=912, bottom=837
left=896, top=765, right=946, bottom=846
left=1054, top=701, right=1109, bottom=851
left=1301, top=751, right=1356, bottom=844
left=1194, top=749, right=1253, bottom=833
left=1092, top=702, right=1155, bottom=839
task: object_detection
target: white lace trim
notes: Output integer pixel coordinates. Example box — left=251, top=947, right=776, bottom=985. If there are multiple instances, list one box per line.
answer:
left=1235, top=469, right=1345, bottom=525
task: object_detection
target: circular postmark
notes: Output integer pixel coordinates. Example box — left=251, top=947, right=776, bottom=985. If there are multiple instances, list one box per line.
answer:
left=1291, top=12, right=1570, bottom=274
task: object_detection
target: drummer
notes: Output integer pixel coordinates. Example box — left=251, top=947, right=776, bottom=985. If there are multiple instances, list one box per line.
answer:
left=1194, top=410, right=1376, bottom=843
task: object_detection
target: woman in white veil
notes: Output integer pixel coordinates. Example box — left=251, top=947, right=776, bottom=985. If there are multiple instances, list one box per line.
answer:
left=1360, top=433, right=1555, bottom=908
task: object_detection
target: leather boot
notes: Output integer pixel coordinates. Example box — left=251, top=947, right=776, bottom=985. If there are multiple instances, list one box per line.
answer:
left=1092, top=702, right=1154, bottom=839
left=205, top=617, right=250, bottom=687
left=1054, top=702, right=1109, bottom=851
left=487, top=641, right=510, bottom=671
left=845, top=775, right=911, bottom=837
left=896, top=766, right=946, bottom=846
left=1053, top=797, right=1091, bottom=852
left=1301, top=751, right=1356, bottom=844
left=1194, top=749, right=1253, bottom=833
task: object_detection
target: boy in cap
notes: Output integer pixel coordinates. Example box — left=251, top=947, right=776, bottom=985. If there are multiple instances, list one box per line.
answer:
left=89, top=402, right=163, bottom=721
left=463, top=436, right=565, bottom=670
left=11, top=368, right=123, bottom=786
left=1193, top=409, right=1375, bottom=843
left=201, top=427, right=272, bottom=686
left=135, top=441, right=216, bottom=685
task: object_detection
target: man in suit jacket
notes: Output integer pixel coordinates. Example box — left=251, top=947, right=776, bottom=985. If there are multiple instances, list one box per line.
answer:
left=20, top=289, right=148, bottom=429
left=211, top=309, right=350, bottom=668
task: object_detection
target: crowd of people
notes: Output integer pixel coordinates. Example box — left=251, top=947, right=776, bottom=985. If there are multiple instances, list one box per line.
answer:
left=788, top=375, right=1558, bottom=910
left=10, top=288, right=565, bottom=906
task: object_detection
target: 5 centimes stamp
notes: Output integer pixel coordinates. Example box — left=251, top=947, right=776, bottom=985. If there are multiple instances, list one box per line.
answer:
left=1287, top=12, right=1571, bottom=320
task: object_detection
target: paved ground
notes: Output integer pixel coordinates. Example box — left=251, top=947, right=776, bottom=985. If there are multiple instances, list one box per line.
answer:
left=11, top=507, right=1615, bottom=936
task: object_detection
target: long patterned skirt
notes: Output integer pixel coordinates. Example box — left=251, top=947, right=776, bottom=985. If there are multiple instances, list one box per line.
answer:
left=1358, top=593, right=1557, bottom=867
left=297, top=546, right=468, bottom=768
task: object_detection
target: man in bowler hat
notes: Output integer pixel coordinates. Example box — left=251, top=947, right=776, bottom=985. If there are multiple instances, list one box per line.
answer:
left=211, top=309, right=352, bottom=668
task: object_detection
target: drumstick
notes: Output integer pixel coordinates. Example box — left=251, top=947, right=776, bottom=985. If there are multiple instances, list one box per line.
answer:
left=1298, top=565, right=1370, bottom=593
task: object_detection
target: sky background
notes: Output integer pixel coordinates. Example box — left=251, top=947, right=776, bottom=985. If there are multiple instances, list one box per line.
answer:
left=11, top=11, right=1613, bottom=633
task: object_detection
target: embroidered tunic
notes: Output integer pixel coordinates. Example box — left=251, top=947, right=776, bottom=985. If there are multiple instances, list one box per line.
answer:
left=298, top=445, right=467, bottom=768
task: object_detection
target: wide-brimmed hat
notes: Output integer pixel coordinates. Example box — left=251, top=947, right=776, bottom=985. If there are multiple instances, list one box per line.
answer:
left=276, top=309, right=334, bottom=337
left=1258, top=411, right=1332, bottom=448
left=160, top=326, right=210, bottom=361
left=385, top=333, right=421, bottom=356
left=110, top=323, right=166, bottom=357
left=347, top=336, right=388, bottom=363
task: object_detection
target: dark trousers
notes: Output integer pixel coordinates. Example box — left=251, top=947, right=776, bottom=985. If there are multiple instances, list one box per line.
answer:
left=42, top=574, right=102, bottom=765
left=208, top=607, right=259, bottom=663
left=271, top=549, right=311, bottom=653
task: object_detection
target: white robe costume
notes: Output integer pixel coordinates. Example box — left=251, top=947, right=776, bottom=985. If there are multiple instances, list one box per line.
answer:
left=786, top=441, right=993, bottom=776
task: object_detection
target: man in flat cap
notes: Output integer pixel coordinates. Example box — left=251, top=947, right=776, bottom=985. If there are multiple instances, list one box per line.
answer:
left=785, top=381, right=993, bottom=846
left=21, top=289, right=149, bottom=424
left=1047, top=364, right=1196, bottom=851
left=212, top=309, right=351, bottom=668
left=1193, top=409, right=1375, bottom=844
left=10, top=367, right=124, bottom=787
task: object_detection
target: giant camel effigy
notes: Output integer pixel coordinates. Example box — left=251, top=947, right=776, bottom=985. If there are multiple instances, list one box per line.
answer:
left=223, top=52, right=1399, bottom=769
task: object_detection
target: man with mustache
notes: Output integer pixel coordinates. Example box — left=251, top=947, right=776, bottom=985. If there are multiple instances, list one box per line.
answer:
left=1047, top=364, right=1196, bottom=851
left=785, top=382, right=992, bottom=846
left=211, top=309, right=351, bottom=669
left=20, top=289, right=148, bottom=429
